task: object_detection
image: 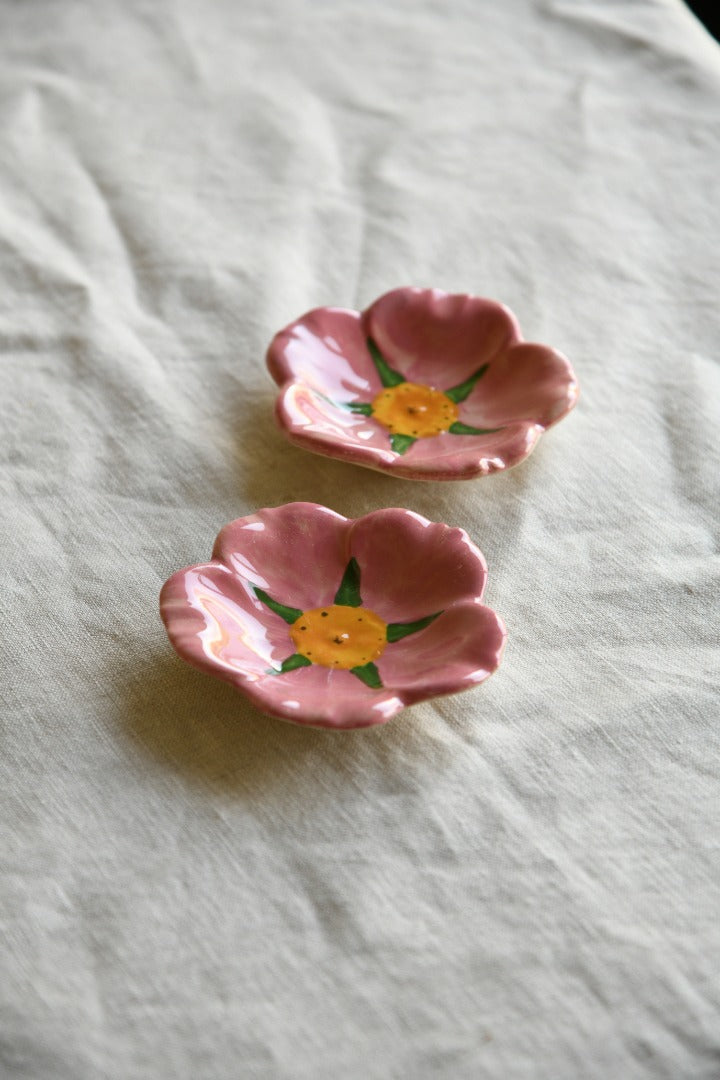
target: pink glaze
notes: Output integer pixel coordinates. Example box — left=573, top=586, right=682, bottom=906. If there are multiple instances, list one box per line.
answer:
left=267, top=287, right=578, bottom=480
left=160, top=503, right=506, bottom=730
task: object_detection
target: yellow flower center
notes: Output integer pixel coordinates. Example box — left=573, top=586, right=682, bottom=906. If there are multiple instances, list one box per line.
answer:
left=371, top=382, right=458, bottom=438
left=290, top=605, right=387, bottom=669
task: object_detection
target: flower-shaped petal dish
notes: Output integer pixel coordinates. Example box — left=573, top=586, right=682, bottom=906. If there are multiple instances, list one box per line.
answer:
left=160, top=503, right=506, bottom=729
left=267, top=287, right=578, bottom=480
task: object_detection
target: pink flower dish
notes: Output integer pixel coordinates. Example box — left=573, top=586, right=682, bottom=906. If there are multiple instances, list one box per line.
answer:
left=160, top=502, right=506, bottom=730
left=267, top=287, right=578, bottom=480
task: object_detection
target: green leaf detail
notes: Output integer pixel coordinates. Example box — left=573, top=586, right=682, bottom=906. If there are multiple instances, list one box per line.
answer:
left=367, top=337, right=405, bottom=388
left=254, top=587, right=302, bottom=625
left=350, top=662, right=383, bottom=689
left=448, top=421, right=504, bottom=436
left=334, top=557, right=363, bottom=607
left=345, top=401, right=373, bottom=415
left=444, top=363, right=490, bottom=403
left=390, top=433, right=416, bottom=455
left=274, top=653, right=313, bottom=674
left=386, top=611, right=442, bottom=643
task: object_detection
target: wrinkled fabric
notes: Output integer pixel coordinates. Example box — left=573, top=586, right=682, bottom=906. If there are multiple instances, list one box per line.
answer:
left=1, top=1, right=719, bottom=1077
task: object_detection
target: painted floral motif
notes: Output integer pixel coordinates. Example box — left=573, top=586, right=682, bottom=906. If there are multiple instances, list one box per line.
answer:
left=345, top=339, right=500, bottom=455
left=267, top=287, right=578, bottom=480
left=256, top=555, right=442, bottom=688
left=160, top=503, right=506, bottom=730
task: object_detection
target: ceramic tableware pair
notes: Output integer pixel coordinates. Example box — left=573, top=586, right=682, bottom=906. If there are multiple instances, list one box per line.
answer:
left=160, top=288, right=578, bottom=729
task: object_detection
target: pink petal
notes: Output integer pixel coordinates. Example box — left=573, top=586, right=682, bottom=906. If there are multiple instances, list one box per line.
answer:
left=364, top=287, right=519, bottom=388
left=246, top=664, right=405, bottom=730
left=377, top=602, right=506, bottom=700
left=267, top=306, right=382, bottom=401
left=379, top=420, right=542, bottom=480
left=212, top=503, right=352, bottom=611
left=276, top=383, right=396, bottom=470
left=160, top=563, right=293, bottom=681
left=347, top=508, right=487, bottom=622
left=461, top=343, right=579, bottom=429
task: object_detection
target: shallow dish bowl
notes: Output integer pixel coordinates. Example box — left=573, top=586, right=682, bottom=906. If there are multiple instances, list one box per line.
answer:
left=267, top=287, right=578, bottom=481
left=160, top=502, right=506, bottom=730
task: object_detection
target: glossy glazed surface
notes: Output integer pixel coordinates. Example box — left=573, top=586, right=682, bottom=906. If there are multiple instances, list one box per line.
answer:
left=267, top=287, right=579, bottom=480
left=160, top=503, right=506, bottom=729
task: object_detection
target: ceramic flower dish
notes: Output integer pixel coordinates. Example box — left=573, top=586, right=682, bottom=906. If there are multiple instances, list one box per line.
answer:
left=267, top=287, right=578, bottom=481
left=160, top=502, right=506, bottom=730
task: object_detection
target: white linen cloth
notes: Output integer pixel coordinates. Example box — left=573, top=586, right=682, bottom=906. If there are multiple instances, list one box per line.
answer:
left=2, top=1, right=719, bottom=1076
